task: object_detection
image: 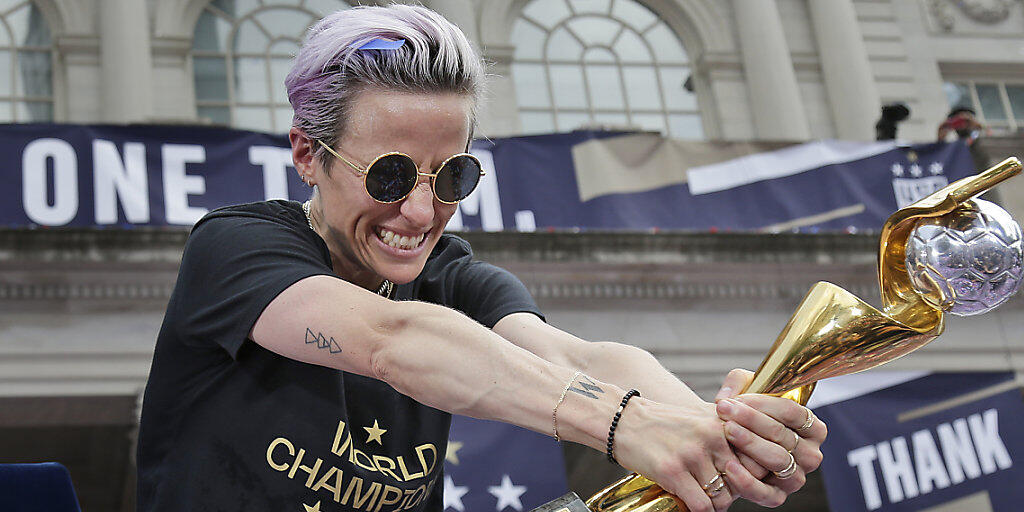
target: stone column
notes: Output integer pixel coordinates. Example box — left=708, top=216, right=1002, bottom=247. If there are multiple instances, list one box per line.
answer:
left=100, top=0, right=153, bottom=123
left=733, top=0, right=810, bottom=141
left=808, top=0, right=881, bottom=141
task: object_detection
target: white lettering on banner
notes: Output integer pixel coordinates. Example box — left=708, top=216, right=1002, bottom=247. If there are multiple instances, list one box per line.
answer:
left=936, top=418, right=981, bottom=484
left=23, top=138, right=78, bottom=225
left=892, top=176, right=947, bottom=208
left=847, top=446, right=882, bottom=510
left=969, top=409, right=1012, bottom=474
left=93, top=140, right=149, bottom=224
left=846, top=408, right=1012, bottom=510
left=911, top=429, right=950, bottom=494
left=249, top=146, right=294, bottom=200
left=877, top=436, right=919, bottom=504
left=162, top=144, right=208, bottom=225
left=449, top=148, right=505, bottom=231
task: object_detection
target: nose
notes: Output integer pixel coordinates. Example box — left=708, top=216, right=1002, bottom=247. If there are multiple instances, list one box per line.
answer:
left=399, top=178, right=435, bottom=226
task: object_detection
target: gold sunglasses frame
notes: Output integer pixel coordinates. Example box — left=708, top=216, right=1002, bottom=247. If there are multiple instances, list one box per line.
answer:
left=316, top=139, right=485, bottom=205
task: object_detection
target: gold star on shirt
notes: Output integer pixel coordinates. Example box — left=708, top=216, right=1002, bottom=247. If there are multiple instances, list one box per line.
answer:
left=446, top=440, right=463, bottom=465
left=303, top=500, right=322, bottom=512
left=364, top=420, right=387, bottom=445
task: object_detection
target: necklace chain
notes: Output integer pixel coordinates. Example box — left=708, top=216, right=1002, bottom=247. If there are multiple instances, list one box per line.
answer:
left=303, top=200, right=393, bottom=299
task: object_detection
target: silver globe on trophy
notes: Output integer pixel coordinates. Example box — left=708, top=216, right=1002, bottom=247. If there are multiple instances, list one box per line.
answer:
left=533, top=157, right=1024, bottom=512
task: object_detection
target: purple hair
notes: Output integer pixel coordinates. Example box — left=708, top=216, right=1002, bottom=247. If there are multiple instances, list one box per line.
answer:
left=285, top=4, right=484, bottom=171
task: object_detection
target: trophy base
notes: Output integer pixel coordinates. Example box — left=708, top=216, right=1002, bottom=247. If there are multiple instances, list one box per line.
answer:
left=529, top=492, right=591, bottom=511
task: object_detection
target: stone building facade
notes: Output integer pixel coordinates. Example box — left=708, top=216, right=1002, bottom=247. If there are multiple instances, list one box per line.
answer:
left=1, top=0, right=1023, bottom=510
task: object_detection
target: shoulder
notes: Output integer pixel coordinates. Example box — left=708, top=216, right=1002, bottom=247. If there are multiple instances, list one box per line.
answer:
left=192, top=200, right=307, bottom=234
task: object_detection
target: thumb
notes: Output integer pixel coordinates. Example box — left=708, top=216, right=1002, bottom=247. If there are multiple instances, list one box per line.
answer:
left=715, top=368, right=754, bottom=402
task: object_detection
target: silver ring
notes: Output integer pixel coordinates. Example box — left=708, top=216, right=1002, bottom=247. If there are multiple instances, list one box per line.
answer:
left=773, top=452, right=798, bottom=479
left=792, top=430, right=800, bottom=450
left=702, top=473, right=727, bottom=498
left=796, top=408, right=814, bottom=435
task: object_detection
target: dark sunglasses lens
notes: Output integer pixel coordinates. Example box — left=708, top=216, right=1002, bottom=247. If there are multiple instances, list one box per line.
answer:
left=365, top=155, right=418, bottom=202
left=434, top=156, right=482, bottom=202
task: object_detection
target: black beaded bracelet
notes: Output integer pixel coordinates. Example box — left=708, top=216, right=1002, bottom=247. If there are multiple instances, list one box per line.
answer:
left=606, top=388, right=641, bottom=464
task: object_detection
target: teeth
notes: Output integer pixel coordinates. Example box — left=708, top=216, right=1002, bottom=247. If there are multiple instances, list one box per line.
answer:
left=378, top=229, right=425, bottom=250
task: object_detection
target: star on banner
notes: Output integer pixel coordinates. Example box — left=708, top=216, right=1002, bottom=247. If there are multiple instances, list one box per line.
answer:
left=488, top=474, right=527, bottom=511
left=929, top=161, right=944, bottom=175
left=910, top=163, right=923, bottom=177
left=891, top=163, right=904, bottom=177
left=444, top=475, right=469, bottom=511
left=303, top=501, right=322, bottom=512
left=446, top=440, right=463, bottom=465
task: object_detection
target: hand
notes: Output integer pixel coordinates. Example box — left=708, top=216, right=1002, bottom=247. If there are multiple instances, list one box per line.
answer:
left=610, top=395, right=791, bottom=512
left=713, top=369, right=828, bottom=506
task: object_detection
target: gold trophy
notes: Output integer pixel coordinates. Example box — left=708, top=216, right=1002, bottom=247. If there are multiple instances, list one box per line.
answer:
left=579, top=157, right=1024, bottom=512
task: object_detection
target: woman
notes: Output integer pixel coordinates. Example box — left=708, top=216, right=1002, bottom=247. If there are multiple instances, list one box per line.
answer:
left=136, top=5, right=826, bottom=512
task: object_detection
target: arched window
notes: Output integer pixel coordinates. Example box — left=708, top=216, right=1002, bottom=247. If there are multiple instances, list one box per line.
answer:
left=510, top=0, right=702, bottom=138
left=0, top=0, right=54, bottom=122
left=191, top=0, right=350, bottom=133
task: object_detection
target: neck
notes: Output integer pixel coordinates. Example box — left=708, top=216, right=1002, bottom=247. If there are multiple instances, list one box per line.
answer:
left=306, top=197, right=391, bottom=296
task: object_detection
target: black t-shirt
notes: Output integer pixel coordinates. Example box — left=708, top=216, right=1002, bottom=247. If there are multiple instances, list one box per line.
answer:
left=137, top=200, right=543, bottom=512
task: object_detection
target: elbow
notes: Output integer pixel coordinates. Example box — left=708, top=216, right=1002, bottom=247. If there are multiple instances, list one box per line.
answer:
left=366, top=301, right=435, bottom=385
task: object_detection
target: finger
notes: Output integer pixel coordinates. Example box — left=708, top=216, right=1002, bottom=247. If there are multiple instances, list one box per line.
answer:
left=696, top=469, right=733, bottom=512
left=732, top=395, right=826, bottom=442
left=722, top=459, right=787, bottom=508
left=715, top=368, right=754, bottom=401
left=671, top=473, right=716, bottom=512
left=737, top=451, right=769, bottom=480
left=764, top=468, right=807, bottom=495
left=722, top=420, right=794, bottom=475
left=717, top=398, right=798, bottom=452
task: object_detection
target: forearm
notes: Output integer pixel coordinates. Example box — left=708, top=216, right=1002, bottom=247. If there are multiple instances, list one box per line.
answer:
left=364, top=301, right=623, bottom=452
left=578, top=341, right=702, bottom=407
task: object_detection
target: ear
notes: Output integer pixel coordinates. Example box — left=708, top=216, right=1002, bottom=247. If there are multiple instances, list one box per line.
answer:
left=289, top=127, right=316, bottom=185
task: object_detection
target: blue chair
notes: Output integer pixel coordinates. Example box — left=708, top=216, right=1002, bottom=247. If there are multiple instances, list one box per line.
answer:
left=0, top=463, right=82, bottom=512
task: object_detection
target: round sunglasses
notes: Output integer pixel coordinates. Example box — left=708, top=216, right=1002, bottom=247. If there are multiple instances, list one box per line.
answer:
left=316, top=139, right=484, bottom=204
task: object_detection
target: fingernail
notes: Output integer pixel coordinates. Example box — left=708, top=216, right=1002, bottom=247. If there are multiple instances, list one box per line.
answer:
left=717, top=399, right=734, bottom=415
left=715, top=387, right=732, bottom=401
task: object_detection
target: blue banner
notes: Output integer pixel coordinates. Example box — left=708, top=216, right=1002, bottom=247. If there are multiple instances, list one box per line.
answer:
left=443, top=416, right=568, bottom=511
left=814, top=372, right=1024, bottom=511
left=0, top=124, right=976, bottom=231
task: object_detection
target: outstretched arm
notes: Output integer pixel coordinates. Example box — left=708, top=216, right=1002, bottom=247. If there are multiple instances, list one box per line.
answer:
left=251, top=275, right=782, bottom=512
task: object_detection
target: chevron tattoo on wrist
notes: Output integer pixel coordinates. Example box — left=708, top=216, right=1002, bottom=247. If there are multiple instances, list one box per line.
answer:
left=567, top=374, right=605, bottom=400
left=305, top=327, right=342, bottom=354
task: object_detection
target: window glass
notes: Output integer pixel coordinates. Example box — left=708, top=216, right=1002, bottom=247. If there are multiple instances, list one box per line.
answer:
left=943, top=82, right=970, bottom=108
left=270, top=57, right=292, bottom=104
left=549, top=64, right=587, bottom=109
left=623, top=66, right=661, bottom=110
left=568, top=0, right=611, bottom=15
left=198, top=106, right=230, bottom=126
left=194, top=57, right=229, bottom=101
left=1005, top=85, right=1024, bottom=120
left=306, top=0, right=348, bottom=17
left=0, top=50, right=10, bottom=96
left=513, top=0, right=700, bottom=138
left=274, top=106, right=294, bottom=133
left=646, top=22, right=687, bottom=64
left=512, top=20, right=545, bottom=60
left=520, top=111, right=557, bottom=134
left=235, top=106, right=273, bottom=132
left=610, top=0, right=657, bottom=32
left=17, top=50, right=51, bottom=97
left=17, top=100, right=51, bottom=122
left=548, top=26, right=583, bottom=61
left=669, top=114, right=703, bottom=139
left=0, top=101, right=11, bottom=122
left=555, top=111, right=591, bottom=131
left=234, top=21, right=268, bottom=53
left=521, top=0, right=572, bottom=29
left=233, top=57, right=269, bottom=103
left=659, top=67, right=696, bottom=110
left=253, top=9, right=313, bottom=39
left=613, top=29, right=651, bottom=63
left=585, top=64, right=625, bottom=110
left=975, top=84, right=1006, bottom=120
left=512, top=63, right=552, bottom=108
left=192, top=10, right=231, bottom=51
left=566, top=17, right=620, bottom=46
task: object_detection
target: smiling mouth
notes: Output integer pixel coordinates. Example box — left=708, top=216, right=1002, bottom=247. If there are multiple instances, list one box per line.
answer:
left=377, top=227, right=427, bottom=250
